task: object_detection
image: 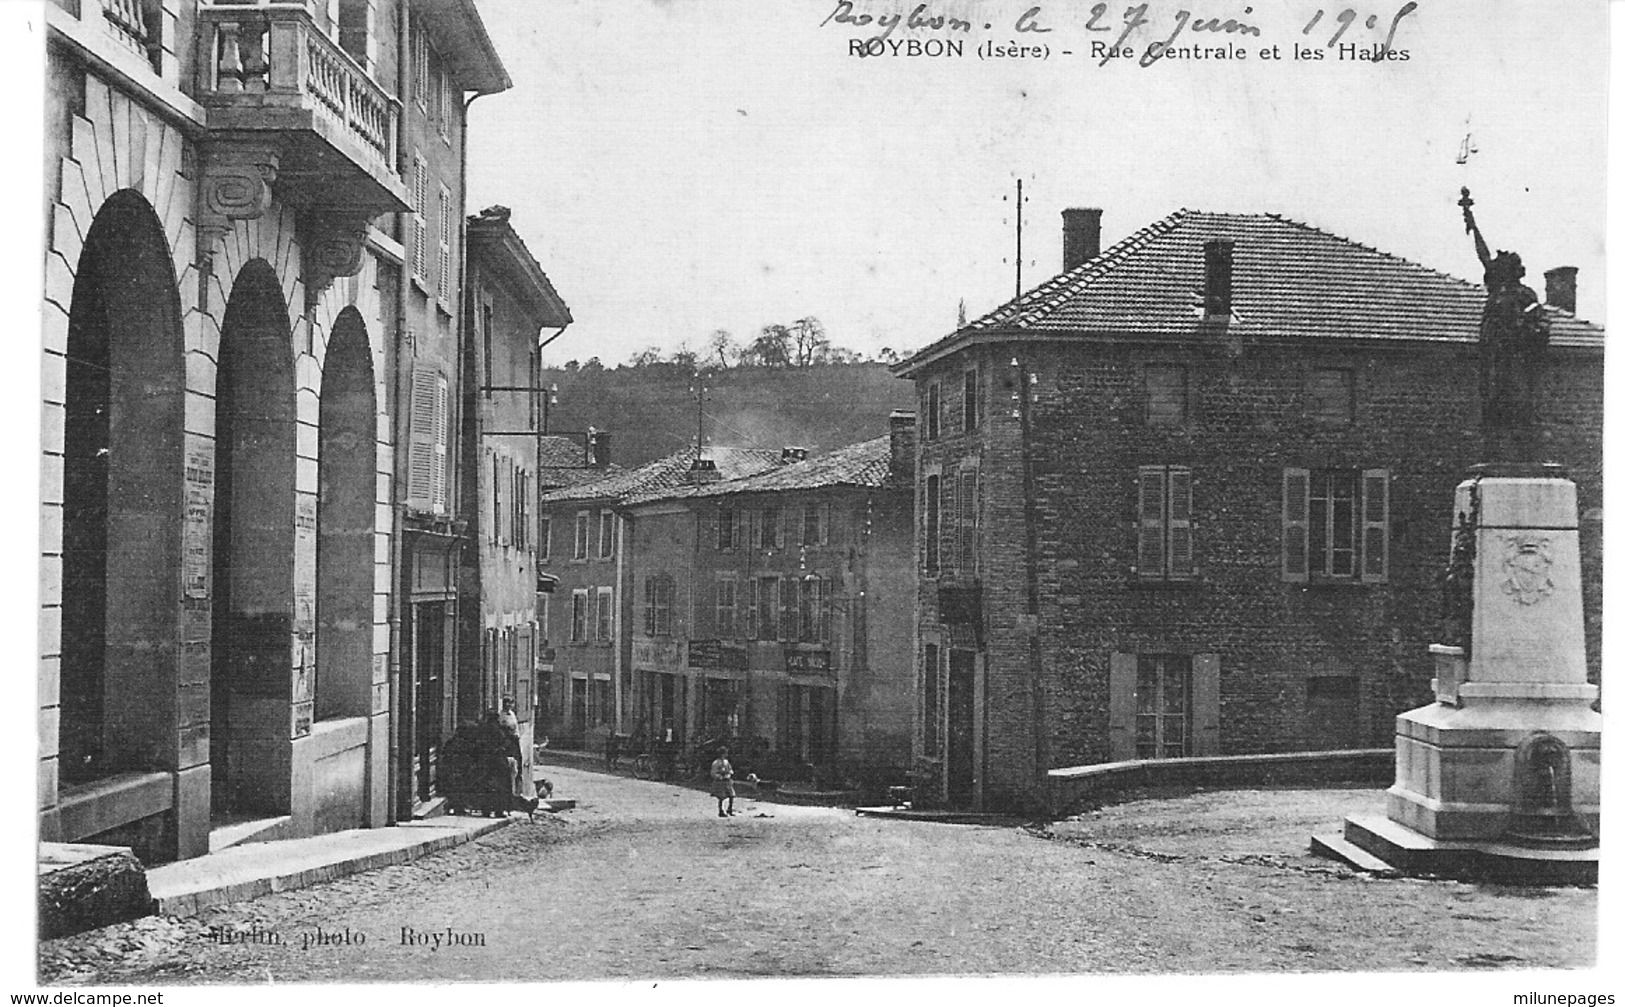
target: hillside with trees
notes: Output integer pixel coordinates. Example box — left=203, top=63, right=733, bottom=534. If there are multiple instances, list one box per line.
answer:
left=540, top=359, right=916, bottom=468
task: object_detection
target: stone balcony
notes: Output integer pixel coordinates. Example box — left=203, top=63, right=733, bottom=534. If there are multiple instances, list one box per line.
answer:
left=194, top=2, right=409, bottom=221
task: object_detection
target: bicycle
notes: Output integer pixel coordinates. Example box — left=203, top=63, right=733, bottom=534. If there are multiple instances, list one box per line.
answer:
left=630, top=750, right=655, bottom=780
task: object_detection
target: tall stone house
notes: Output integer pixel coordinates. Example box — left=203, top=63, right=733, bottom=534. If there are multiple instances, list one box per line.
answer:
left=456, top=205, right=571, bottom=800
left=39, top=0, right=509, bottom=861
left=620, top=427, right=917, bottom=788
left=893, top=207, right=1604, bottom=812
left=533, top=447, right=783, bottom=753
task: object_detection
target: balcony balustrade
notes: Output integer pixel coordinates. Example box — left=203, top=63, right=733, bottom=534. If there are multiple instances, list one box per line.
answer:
left=100, top=0, right=155, bottom=63
left=195, top=2, right=408, bottom=218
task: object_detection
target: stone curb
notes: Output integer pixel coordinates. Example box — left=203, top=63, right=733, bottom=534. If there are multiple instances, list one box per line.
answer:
left=150, top=818, right=514, bottom=917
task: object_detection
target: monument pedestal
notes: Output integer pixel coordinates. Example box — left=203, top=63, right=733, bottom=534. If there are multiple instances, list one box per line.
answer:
left=1327, top=467, right=1600, bottom=884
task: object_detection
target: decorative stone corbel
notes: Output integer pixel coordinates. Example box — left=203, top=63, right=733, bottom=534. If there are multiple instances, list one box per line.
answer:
left=302, top=211, right=372, bottom=300
left=195, top=141, right=282, bottom=272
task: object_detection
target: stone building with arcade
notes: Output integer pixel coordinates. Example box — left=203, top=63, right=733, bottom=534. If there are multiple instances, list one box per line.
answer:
left=39, top=0, right=508, bottom=861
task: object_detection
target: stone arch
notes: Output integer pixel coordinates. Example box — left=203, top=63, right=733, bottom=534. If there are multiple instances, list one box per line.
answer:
left=315, top=307, right=378, bottom=721
left=59, top=188, right=187, bottom=782
left=210, top=257, right=300, bottom=814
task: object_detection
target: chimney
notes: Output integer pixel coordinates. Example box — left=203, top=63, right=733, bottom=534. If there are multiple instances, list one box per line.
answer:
left=888, top=410, right=917, bottom=483
left=1544, top=266, right=1577, bottom=313
left=1062, top=208, right=1103, bottom=272
left=587, top=430, right=612, bottom=468
left=781, top=446, right=809, bottom=464
left=685, top=456, right=720, bottom=484
left=1204, top=239, right=1234, bottom=317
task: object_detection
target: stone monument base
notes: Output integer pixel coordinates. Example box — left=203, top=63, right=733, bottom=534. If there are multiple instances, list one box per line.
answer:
left=1316, top=813, right=1598, bottom=886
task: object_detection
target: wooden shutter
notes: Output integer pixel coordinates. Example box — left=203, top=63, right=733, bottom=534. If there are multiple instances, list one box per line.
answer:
left=820, top=579, right=833, bottom=642
left=431, top=372, right=448, bottom=512
left=746, top=578, right=758, bottom=639
left=1191, top=653, right=1220, bottom=755
left=1282, top=468, right=1310, bottom=582
left=1136, top=466, right=1165, bottom=577
left=1167, top=467, right=1193, bottom=579
left=781, top=577, right=798, bottom=642
left=819, top=502, right=832, bottom=545
left=485, top=450, right=497, bottom=544
left=1361, top=469, right=1390, bottom=584
left=958, top=469, right=978, bottom=575
left=438, top=185, right=452, bottom=299
left=1108, top=652, right=1138, bottom=762
left=643, top=578, right=655, bottom=636
left=412, top=154, right=427, bottom=280
left=406, top=362, right=439, bottom=509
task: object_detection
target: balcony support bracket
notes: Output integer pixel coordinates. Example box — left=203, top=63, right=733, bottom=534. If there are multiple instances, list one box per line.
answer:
left=302, top=211, right=374, bottom=305
left=195, top=139, right=283, bottom=273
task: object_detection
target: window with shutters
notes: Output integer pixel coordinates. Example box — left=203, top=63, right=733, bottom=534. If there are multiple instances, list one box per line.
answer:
left=757, top=505, right=782, bottom=551
left=1145, top=364, right=1188, bottom=427
left=570, top=589, right=588, bottom=643
left=1136, top=466, right=1193, bottom=581
left=797, top=576, right=832, bottom=643
left=717, top=507, right=738, bottom=551
left=715, top=576, right=738, bottom=639
left=644, top=574, right=674, bottom=636
left=924, top=474, right=940, bottom=575
left=407, top=364, right=448, bottom=514
left=538, top=594, right=551, bottom=646
left=481, top=304, right=494, bottom=398
left=801, top=501, right=830, bottom=546
left=925, top=382, right=941, bottom=440
left=595, top=587, right=613, bottom=641
left=573, top=511, right=589, bottom=560
left=1281, top=468, right=1389, bottom=583
left=437, top=185, right=452, bottom=305
left=1136, top=654, right=1192, bottom=759
left=514, top=469, right=528, bottom=549
left=957, top=468, right=978, bottom=576
left=963, top=368, right=980, bottom=432
left=598, top=510, right=615, bottom=559
left=755, top=577, right=778, bottom=641
left=411, top=154, right=428, bottom=283
left=538, top=514, right=551, bottom=562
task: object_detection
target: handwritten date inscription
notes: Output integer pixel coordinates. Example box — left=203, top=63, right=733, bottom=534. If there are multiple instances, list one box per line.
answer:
left=822, top=2, right=1420, bottom=67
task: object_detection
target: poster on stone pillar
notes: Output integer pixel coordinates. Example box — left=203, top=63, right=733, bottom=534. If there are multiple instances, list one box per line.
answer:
left=6, top=0, right=1612, bottom=998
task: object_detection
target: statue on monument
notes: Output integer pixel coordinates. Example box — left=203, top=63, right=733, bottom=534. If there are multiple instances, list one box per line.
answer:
left=1459, top=188, right=1550, bottom=443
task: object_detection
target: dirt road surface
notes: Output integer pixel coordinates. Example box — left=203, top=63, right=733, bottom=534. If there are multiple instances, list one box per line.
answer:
left=39, top=764, right=1596, bottom=984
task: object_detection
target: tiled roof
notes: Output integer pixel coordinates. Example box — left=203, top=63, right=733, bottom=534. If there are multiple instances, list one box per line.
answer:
left=537, top=435, right=588, bottom=469
left=536, top=446, right=785, bottom=505
left=900, top=210, right=1603, bottom=370
left=625, top=436, right=898, bottom=505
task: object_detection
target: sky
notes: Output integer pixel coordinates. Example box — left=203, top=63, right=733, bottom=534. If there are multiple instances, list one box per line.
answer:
left=466, top=0, right=1609, bottom=368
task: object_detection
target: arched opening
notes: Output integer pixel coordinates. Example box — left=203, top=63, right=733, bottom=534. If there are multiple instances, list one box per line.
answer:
left=210, top=258, right=298, bottom=814
left=315, top=307, right=377, bottom=721
left=60, top=189, right=185, bottom=784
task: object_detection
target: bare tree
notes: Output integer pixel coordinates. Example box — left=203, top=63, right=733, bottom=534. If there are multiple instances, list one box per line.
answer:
left=790, top=316, right=828, bottom=366
left=708, top=329, right=736, bottom=368
left=670, top=340, right=699, bottom=373
left=628, top=346, right=664, bottom=367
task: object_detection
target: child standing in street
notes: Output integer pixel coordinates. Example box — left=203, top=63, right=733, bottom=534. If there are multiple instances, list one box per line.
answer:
left=711, top=747, right=736, bottom=817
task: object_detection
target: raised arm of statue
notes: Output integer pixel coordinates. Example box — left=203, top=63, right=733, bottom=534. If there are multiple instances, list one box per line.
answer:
left=1459, top=187, right=1492, bottom=272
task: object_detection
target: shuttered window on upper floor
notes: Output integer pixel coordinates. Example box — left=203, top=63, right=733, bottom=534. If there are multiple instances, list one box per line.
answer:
left=407, top=363, right=448, bottom=513
left=1136, top=465, right=1193, bottom=581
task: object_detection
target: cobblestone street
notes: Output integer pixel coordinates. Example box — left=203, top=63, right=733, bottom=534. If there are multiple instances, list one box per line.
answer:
left=40, top=766, right=1596, bottom=984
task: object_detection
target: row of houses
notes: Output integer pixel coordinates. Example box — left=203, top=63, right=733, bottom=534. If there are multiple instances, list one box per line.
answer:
left=532, top=207, right=1603, bottom=813
left=37, top=0, right=579, bottom=862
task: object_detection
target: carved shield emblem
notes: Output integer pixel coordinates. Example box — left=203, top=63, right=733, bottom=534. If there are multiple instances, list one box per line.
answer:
left=1501, top=535, right=1556, bottom=606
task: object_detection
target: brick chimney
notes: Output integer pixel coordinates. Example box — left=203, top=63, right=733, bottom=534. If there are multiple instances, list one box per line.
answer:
left=1544, top=266, right=1577, bottom=313
left=1204, top=239, right=1235, bottom=317
left=888, top=410, right=917, bottom=483
left=1062, top=208, right=1103, bottom=272
left=781, top=446, right=809, bottom=464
